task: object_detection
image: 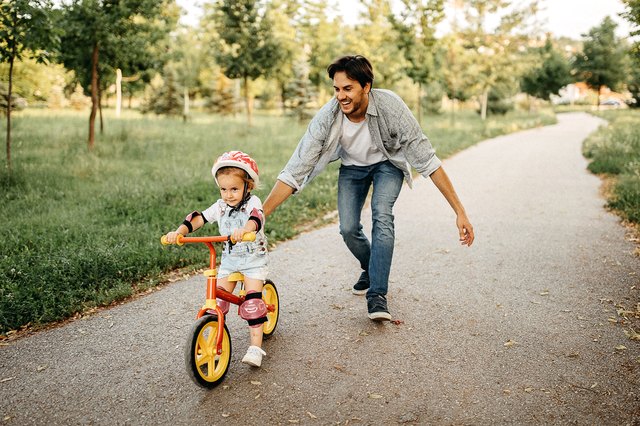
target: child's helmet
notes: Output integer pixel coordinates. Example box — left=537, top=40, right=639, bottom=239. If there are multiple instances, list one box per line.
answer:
left=211, top=151, right=260, bottom=185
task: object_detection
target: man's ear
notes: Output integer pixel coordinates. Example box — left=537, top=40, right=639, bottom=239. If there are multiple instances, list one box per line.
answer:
left=364, top=82, right=371, bottom=94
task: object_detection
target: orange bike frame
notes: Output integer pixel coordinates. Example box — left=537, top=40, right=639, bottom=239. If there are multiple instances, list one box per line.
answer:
left=173, top=235, right=275, bottom=355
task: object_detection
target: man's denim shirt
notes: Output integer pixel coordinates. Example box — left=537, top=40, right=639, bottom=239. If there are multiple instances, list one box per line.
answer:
left=278, top=88, right=442, bottom=193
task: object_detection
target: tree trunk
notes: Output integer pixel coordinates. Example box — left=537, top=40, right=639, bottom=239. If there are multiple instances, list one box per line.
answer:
left=279, top=80, right=287, bottom=115
left=183, top=86, right=189, bottom=123
left=450, top=98, right=456, bottom=127
left=480, top=88, right=489, bottom=121
left=98, top=85, right=104, bottom=134
left=88, top=43, right=99, bottom=150
left=115, top=68, right=122, bottom=117
left=5, top=49, right=15, bottom=173
left=596, top=85, right=601, bottom=111
left=244, top=75, right=253, bottom=126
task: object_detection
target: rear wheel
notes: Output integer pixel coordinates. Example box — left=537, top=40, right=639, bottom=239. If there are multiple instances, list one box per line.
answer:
left=262, top=279, right=279, bottom=338
left=185, top=315, right=231, bottom=388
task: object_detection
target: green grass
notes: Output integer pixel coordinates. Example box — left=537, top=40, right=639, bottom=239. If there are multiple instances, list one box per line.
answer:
left=0, top=107, right=555, bottom=334
left=583, top=109, right=640, bottom=224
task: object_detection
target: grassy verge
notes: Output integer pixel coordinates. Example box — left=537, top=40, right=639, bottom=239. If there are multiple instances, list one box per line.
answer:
left=583, top=109, right=640, bottom=226
left=0, top=107, right=555, bottom=334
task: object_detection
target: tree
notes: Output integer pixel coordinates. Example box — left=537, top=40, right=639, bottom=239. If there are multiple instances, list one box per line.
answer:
left=296, top=0, right=343, bottom=97
left=343, top=0, right=405, bottom=89
left=209, top=0, right=283, bottom=126
left=621, top=0, right=640, bottom=37
left=267, top=0, right=298, bottom=113
left=521, top=38, right=572, bottom=101
left=621, top=0, right=640, bottom=107
left=454, top=0, right=541, bottom=120
left=440, top=33, right=474, bottom=123
left=0, top=0, right=57, bottom=173
left=169, top=27, right=206, bottom=122
left=59, top=0, right=177, bottom=150
left=390, top=0, right=444, bottom=125
left=285, top=56, right=316, bottom=121
left=573, top=16, right=628, bottom=108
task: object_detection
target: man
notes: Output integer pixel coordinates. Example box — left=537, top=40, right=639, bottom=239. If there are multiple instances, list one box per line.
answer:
left=263, top=55, right=474, bottom=321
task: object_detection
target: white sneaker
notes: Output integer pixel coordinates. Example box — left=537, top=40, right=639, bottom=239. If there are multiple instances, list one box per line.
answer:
left=242, top=346, right=267, bottom=367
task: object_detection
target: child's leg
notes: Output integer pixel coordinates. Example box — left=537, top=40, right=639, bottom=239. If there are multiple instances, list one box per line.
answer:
left=244, top=278, right=265, bottom=348
left=217, top=276, right=236, bottom=293
left=216, top=277, right=236, bottom=314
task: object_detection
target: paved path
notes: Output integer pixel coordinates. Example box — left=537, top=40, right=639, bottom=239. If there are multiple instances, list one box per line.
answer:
left=1, top=113, right=638, bottom=425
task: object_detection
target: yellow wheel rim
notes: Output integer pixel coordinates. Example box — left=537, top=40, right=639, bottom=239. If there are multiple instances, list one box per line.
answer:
left=263, top=283, right=279, bottom=335
left=193, top=320, right=230, bottom=383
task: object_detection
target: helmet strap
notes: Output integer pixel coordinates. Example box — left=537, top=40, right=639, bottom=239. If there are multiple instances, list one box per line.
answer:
left=227, top=179, right=251, bottom=214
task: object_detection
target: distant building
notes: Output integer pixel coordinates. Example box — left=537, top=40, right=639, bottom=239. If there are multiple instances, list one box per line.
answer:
left=551, top=82, right=631, bottom=107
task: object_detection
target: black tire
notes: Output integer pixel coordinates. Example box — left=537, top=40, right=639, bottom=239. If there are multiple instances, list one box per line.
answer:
left=185, top=315, right=232, bottom=388
left=262, top=279, right=279, bottom=338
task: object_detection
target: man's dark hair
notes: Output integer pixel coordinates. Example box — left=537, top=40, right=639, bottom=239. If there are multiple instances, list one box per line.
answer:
left=327, top=55, right=374, bottom=89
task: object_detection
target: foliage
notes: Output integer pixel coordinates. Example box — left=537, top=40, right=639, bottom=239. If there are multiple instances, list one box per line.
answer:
left=583, top=110, right=640, bottom=223
left=440, top=33, right=474, bottom=103
left=390, top=0, right=444, bottom=87
left=451, top=0, right=542, bottom=120
left=265, top=0, right=299, bottom=112
left=0, top=83, right=27, bottom=112
left=573, top=17, right=629, bottom=104
left=0, top=0, right=57, bottom=66
left=58, top=0, right=178, bottom=148
left=390, top=0, right=444, bottom=122
left=0, top=108, right=556, bottom=333
left=343, top=0, right=405, bottom=88
left=0, top=0, right=58, bottom=171
left=0, top=58, right=71, bottom=104
left=621, top=0, right=640, bottom=108
left=626, top=48, right=640, bottom=108
left=206, top=71, right=238, bottom=115
left=210, top=0, right=283, bottom=124
left=621, top=0, right=640, bottom=38
left=520, top=38, right=572, bottom=101
left=486, top=78, right=517, bottom=115
left=139, top=67, right=183, bottom=115
left=285, top=57, right=316, bottom=121
left=296, top=0, right=343, bottom=92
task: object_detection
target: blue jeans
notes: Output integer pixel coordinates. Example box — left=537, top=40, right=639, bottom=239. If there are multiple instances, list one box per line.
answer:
left=337, top=160, right=404, bottom=299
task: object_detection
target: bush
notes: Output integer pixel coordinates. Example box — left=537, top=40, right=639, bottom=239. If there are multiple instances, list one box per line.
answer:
left=584, top=111, right=640, bottom=224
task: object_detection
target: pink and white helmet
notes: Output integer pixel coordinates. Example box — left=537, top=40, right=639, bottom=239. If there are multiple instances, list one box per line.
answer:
left=211, top=151, right=260, bottom=186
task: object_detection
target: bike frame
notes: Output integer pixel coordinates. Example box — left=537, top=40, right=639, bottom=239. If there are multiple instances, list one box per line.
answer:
left=170, top=234, right=275, bottom=355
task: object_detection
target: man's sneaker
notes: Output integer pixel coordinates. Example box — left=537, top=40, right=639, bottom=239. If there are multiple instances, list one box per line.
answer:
left=352, top=271, right=370, bottom=295
left=242, top=346, right=267, bottom=367
left=367, top=295, right=392, bottom=321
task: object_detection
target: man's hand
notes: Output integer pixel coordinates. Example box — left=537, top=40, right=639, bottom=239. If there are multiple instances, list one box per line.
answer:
left=457, top=214, right=474, bottom=246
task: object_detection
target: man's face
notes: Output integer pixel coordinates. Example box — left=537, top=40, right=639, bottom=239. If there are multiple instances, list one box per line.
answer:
left=333, top=71, right=370, bottom=122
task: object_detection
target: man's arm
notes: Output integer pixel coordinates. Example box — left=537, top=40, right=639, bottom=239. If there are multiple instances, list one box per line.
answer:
left=262, top=180, right=296, bottom=217
left=429, top=166, right=474, bottom=246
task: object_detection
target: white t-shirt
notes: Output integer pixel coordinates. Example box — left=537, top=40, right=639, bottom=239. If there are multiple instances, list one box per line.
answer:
left=338, top=115, right=385, bottom=166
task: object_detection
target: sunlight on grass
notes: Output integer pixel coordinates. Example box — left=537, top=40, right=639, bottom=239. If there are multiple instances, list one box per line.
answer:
left=0, top=107, right=556, bottom=333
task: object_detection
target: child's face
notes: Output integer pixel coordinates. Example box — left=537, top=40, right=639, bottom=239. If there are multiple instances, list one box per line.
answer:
left=217, top=173, right=245, bottom=207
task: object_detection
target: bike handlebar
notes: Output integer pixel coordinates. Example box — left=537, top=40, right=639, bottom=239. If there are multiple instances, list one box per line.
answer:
left=160, top=232, right=256, bottom=246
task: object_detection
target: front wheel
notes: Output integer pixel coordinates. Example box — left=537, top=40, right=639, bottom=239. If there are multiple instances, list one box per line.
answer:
left=262, top=279, right=279, bottom=338
left=185, top=315, right=231, bottom=388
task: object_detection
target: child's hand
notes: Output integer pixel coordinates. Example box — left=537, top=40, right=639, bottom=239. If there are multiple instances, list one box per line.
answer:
left=165, top=231, right=182, bottom=244
left=230, top=228, right=246, bottom=243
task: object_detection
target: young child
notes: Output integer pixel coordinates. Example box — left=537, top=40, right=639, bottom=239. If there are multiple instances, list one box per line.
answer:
left=164, top=151, right=269, bottom=367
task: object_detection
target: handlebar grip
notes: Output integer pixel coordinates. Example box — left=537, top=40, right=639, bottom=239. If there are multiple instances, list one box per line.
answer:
left=160, top=234, right=184, bottom=246
left=242, top=232, right=256, bottom=242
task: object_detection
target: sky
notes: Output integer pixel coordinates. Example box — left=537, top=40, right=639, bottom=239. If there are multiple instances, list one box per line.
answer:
left=176, top=0, right=634, bottom=40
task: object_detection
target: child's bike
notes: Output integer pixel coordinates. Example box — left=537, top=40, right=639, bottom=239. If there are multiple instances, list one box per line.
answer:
left=160, top=233, right=279, bottom=388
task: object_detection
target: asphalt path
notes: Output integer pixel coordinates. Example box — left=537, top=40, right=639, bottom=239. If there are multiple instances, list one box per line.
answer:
left=1, top=112, right=638, bottom=425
